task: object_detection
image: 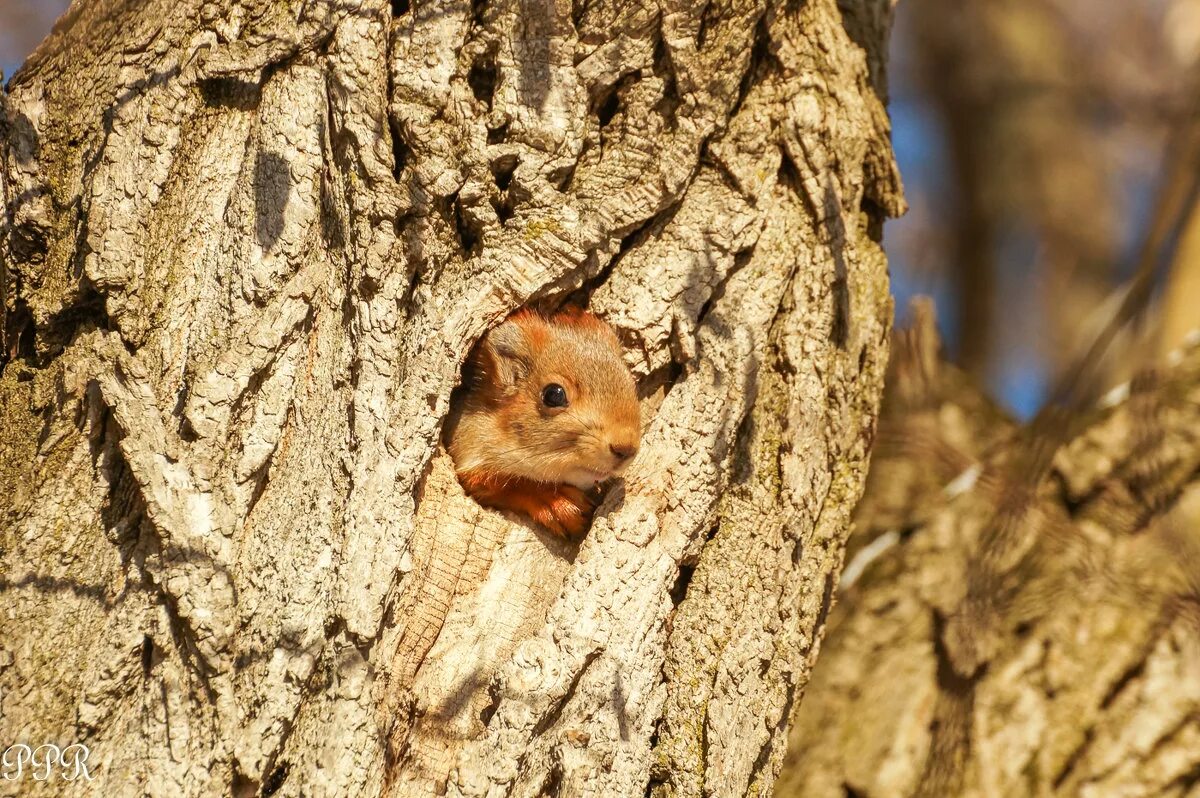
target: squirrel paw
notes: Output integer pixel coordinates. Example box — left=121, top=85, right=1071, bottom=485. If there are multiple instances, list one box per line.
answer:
left=533, top=485, right=597, bottom=538
left=457, top=469, right=600, bottom=539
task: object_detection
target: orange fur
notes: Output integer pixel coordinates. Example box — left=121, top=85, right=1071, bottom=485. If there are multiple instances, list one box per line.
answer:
left=512, top=306, right=613, bottom=339
left=446, top=305, right=640, bottom=538
left=551, top=306, right=620, bottom=340
left=459, top=470, right=596, bottom=538
left=508, top=308, right=550, bottom=348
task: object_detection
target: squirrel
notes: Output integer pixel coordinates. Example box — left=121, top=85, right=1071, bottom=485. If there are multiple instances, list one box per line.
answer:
left=444, top=307, right=641, bottom=537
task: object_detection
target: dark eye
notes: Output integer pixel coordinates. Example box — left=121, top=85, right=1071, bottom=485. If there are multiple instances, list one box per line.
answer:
left=541, top=383, right=569, bottom=408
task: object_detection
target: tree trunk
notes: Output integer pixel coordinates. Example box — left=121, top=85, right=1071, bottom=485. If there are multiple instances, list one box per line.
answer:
left=0, top=1, right=901, bottom=796
left=776, top=303, right=1200, bottom=798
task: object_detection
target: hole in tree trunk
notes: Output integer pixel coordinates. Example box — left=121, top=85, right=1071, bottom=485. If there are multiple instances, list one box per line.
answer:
left=141, top=635, right=154, bottom=676
left=669, top=564, right=696, bottom=606
left=651, top=39, right=679, bottom=128
left=776, top=150, right=802, bottom=192
left=547, top=161, right=577, bottom=192
left=594, top=71, right=640, bottom=132
left=479, top=677, right=502, bottom=726
left=390, top=121, right=410, bottom=180
left=571, top=0, right=589, bottom=30
left=262, top=763, right=289, bottom=797
left=198, top=77, right=261, bottom=110
left=2, top=300, right=36, bottom=371
left=490, top=154, right=518, bottom=190
left=491, top=197, right=514, bottom=224
left=597, top=90, right=620, bottom=127
left=450, top=194, right=481, bottom=256
left=468, top=55, right=498, bottom=109
left=487, top=121, right=509, bottom=144
left=696, top=2, right=717, bottom=48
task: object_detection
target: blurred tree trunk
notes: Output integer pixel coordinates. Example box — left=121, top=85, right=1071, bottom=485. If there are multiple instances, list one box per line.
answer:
left=908, top=0, right=1120, bottom=382
left=0, top=1, right=901, bottom=796
left=776, top=304, right=1200, bottom=798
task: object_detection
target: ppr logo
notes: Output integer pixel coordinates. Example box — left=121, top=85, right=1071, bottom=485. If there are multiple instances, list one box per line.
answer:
left=1, top=743, right=94, bottom=782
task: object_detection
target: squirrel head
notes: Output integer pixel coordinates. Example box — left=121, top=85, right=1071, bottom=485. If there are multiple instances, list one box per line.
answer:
left=449, top=307, right=641, bottom=490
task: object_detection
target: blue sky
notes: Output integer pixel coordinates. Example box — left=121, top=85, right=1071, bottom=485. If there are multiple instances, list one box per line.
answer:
left=886, top=91, right=1051, bottom=420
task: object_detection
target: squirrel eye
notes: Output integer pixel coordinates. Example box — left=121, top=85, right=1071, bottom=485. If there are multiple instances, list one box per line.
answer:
left=541, top=383, right=569, bottom=408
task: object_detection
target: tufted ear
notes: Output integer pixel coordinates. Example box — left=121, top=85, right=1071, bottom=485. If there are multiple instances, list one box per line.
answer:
left=477, top=316, right=534, bottom=393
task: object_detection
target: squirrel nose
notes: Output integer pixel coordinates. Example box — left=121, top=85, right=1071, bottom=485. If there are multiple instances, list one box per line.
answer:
left=610, top=443, right=637, bottom=462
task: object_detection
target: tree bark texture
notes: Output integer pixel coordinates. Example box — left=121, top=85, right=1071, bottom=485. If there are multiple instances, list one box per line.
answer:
left=776, top=303, right=1200, bottom=798
left=0, top=0, right=902, bottom=796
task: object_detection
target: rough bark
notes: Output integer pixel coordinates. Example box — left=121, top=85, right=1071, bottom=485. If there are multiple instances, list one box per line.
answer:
left=0, top=1, right=901, bottom=796
left=776, top=304, right=1200, bottom=798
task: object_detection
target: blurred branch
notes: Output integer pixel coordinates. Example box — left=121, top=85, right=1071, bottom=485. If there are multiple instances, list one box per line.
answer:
left=1053, top=75, right=1200, bottom=406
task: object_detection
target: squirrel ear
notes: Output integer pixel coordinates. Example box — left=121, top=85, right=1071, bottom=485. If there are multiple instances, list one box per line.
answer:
left=481, top=318, right=533, bottom=390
